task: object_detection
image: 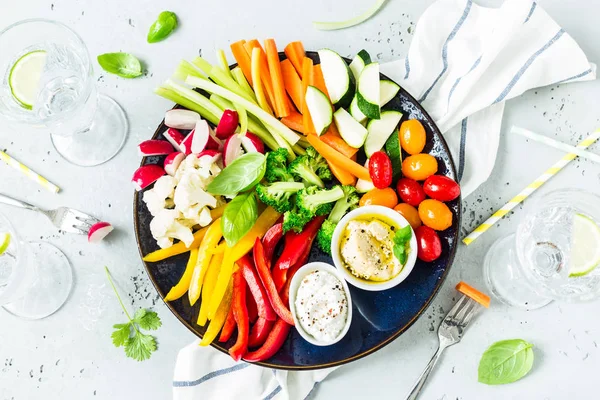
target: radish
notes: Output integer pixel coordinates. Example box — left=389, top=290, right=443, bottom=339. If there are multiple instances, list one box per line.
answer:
left=163, top=128, right=185, bottom=152
left=191, top=120, right=223, bottom=154
left=138, top=140, right=174, bottom=156
left=88, top=222, right=114, bottom=243
left=165, top=109, right=200, bottom=130
left=215, top=109, right=239, bottom=139
left=223, top=134, right=245, bottom=167
left=164, top=152, right=184, bottom=176
left=180, top=131, right=194, bottom=155
left=132, top=165, right=165, bottom=191
left=240, top=132, right=265, bottom=154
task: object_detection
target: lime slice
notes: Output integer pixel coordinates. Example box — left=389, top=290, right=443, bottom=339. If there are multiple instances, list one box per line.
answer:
left=0, top=232, right=10, bottom=255
left=8, top=50, right=47, bottom=110
left=569, top=213, right=600, bottom=277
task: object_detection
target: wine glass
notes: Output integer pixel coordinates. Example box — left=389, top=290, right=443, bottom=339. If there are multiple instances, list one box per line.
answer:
left=0, top=19, right=127, bottom=166
left=0, top=211, right=72, bottom=319
left=483, top=188, right=600, bottom=309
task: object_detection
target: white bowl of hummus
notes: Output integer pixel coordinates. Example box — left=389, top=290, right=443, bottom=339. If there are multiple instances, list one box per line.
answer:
left=288, top=262, right=353, bottom=346
left=330, top=205, right=418, bottom=291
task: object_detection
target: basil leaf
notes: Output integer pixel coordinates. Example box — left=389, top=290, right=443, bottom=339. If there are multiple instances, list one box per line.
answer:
left=97, top=53, right=143, bottom=78
left=394, top=225, right=412, bottom=245
left=221, top=192, right=258, bottom=247
left=478, top=339, right=534, bottom=385
left=393, top=244, right=407, bottom=265
left=147, top=11, right=178, bottom=43
left=207, top=152, right=266, bottom=196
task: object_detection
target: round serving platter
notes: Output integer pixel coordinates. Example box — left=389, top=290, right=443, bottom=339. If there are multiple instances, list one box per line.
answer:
left=134, top=51, right=461, bottom=370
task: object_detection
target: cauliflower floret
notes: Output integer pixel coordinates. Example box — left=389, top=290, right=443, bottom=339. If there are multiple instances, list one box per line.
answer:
left=174, top=173, right=218, bottom=212
left=150, top=209, right=194, bottom=248
left=143, top=175, right=177, bottom=216
left=180, top=204, right=213, bottom=227
left=143, top=190, right=165, bottom=217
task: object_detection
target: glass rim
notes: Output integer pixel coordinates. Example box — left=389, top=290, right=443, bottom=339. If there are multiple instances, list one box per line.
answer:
left=0, top=211, right=20, bottom=258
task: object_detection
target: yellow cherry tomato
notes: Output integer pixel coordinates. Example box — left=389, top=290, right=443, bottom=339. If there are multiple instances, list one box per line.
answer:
left=394, top=203, right=422, bottom=230
left=402, top=154, right=438, bottom=181
left=418, top=199, right=453, bottom=231
left=359, top=188, right=399, bottom=208
left=399, top=119, right=427, bottom=155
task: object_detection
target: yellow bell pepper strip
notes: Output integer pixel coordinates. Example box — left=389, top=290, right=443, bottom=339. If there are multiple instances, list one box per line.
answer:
left=199, top=279, right=233, bottom=346
left=164, top=248, right=199, bottom=301
left=207, top=207, right=281, bottom=319
left=207, top=242, right=226, bottom=254
left=188, top=219, right=223, bottom=306
left=197, top=251, right=224, bottom=326
left=142, top=205, right=226, bottom=262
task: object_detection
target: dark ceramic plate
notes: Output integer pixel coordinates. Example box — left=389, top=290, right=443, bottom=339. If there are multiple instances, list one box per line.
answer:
left=134, top=51, right=461, bottom=370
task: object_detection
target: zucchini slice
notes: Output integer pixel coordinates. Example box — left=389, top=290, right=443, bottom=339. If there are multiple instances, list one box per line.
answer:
left=333, top=108, right=368, bottom=148
left=349, top=49, right=372, bottom=81
left=317, top=49, right=355, bottom=108
left=305, top=86, right=332, bottom=135
left=364, top=110, right=403, bottom=157
left=357, top=63, right=380, bottom=119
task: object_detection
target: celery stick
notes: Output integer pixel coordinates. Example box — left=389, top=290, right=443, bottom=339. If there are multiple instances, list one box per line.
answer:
left=209, top=66, right=257, bottom=105
left=271, top=130, right=296, bottom=161
left=216, top=49, right=233, bottom=79
left=233, top=102, right=248, bottom=135
left=297, top=136, right=311, bottom=149
left=210, top=94, right=233, bottom=111
left=192, top=57, right=213, bottom=76
left=163, top=79, right=223, bottom=124
left=173, top=60, right=205, bottom=81
left=185, top=75, right=301, bottom=146
left=292, top=144, right=306, bottom=155
left=154, top=87, right=220, bottom=126
left=232, top=67, right=257, bottom=101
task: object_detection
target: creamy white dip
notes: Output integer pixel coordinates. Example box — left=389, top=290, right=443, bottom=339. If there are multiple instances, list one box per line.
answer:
left=294, top=270, right=348, bottom=342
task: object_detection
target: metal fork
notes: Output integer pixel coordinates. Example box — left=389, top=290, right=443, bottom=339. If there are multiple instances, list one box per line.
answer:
left=405, top=295, right=480, bottom=400
left=0, top=193, right=100, bottom=235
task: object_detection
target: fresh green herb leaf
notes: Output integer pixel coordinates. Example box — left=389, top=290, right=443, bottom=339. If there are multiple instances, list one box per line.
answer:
left=207, top=152, right=266, bottom=196
left=221, top=191, right=258, bottom=247
left=105, top=267, right=161, bottom=361
left=478, top=339, right=535, bottom=385
left=97, top=53, right=143, bottom=78
left=394, top=225, right=412, bottom=244
left=392, top=225, right=412, bottom=264
left=147, top=11, right=178, bottom=43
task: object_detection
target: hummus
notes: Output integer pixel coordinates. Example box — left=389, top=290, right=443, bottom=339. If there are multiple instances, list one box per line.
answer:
left=339, top=218, right=403, bottom=282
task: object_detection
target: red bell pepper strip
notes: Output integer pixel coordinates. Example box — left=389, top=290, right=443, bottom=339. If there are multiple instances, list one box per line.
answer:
left=272, top=264, right=288, bottom=294
left=239, top=254, right=277, bottom=321
left=274, top=216, right=325, bottom=270
left=228, top=269, right=249, bottom=361
left=253, top=238, right=294, bottom=325
left=219, top=306, right=236, bottom=343
left=262, top=222, right=283, bottom=266
left=246, top=289, right=259, bottom=323
left=281, top=244, right=312, bottom=303
left=243, top=318, right=291, bottom=362
left=248, top=317, right=275, bottom=348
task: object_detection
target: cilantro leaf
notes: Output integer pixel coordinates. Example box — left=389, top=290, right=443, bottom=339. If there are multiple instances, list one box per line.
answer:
left=111, top=323, right=131, bottom=347
left=394, top=225, right=412, bottom=245
left=125, top=332, right=157, bottom=362
left=135, top=310, right=162, bottom=331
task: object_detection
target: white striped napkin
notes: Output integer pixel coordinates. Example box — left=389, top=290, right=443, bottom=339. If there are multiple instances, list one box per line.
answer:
left=173, top=1, right=595, bottom=398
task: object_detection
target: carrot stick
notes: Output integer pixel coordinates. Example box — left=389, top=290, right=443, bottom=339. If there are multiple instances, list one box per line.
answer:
left=456, top=282, right=491, bottom=308
left=284, top=41, right=305, bottom=78
left=325, top=122, right=340, bottom=137
left=230, top=40, right=252, bottom=86
left=301, top=58, right=315, bottom=134
left=327, top=160, right=356, bottom=186
left=245, top=40, right=277, bottom=111
left=307, top=134, right=371, bottom=181
left=281, top=111, right=305, bottom=134
left=284, top=92, right=297, bottom=113
left=280, top=60, right=304, bottom=112
left=250, top=47, right=274, bottom=115
left=313, top=64, right=330, bottom=99
left=264, top=39, right=290, bottom=118
left=321, top=133, right=358, bottom=158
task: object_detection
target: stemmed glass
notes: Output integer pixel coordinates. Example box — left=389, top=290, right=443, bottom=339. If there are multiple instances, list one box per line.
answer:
left=0, top=211, right=72, bottom=319
left=0, top=19, right=127, bottom=166
left=483, top=188, right=600, bottom=309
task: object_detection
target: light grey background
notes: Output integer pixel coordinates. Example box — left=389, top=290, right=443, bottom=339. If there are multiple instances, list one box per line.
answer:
left=1, top=0, right=599, bottom=399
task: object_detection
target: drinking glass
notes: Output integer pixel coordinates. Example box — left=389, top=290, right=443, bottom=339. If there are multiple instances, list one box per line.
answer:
left=483, top=188, right=600, bottom=309
left=0, top=212, right=72, bottom=319
left=0, top=19, right=127, bottom=166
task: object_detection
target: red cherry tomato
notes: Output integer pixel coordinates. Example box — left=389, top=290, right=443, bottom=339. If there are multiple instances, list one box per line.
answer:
left=368, top=151, right=393, bottom=189
left=396, top=178, right=426, bottom=207
left=423, top=175, right=461, bottom=202
left=415, top=225, right=442, bottom=262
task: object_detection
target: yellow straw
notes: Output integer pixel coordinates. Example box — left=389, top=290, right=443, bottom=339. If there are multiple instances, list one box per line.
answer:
left=0, top=151, right=60, bottom=194
left=463, top=129, right=600, bottom=245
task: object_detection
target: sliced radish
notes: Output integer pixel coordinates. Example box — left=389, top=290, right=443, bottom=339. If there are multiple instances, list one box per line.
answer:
left=163, top=128, right=185, bottom=152
left=132, top=165, right=165, bottom=191
left=215, top=109, right=239, bottom=140
left=241, top=132, right=265, bottom=154
left=164, top=152, right=185, bottom=176
left=191, top=120, right=222, bottom=154
left=138, top=140, right=174, bottom=156
left=88, top=222, right=114, bottom=243
left=165, top=109, right=200, bottom=130
left=180, top=131, right=195, bottom=155
left=197, top=149, right=222, bottom=165
left=208, top=129, right=223, bottom=151
left=223, top=134, right=245, bottom=167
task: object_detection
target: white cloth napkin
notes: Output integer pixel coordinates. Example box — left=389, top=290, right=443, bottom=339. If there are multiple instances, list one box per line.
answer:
left=380, top=0, right=595, bottom=196
left=173, top=1, right=595, bottom=398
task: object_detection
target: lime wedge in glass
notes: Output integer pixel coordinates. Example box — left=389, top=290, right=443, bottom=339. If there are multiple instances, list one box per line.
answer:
left=569, top=213, right=600, bottom=277
left=0, top=232, right=10, bottom=255
left=9, top=50, right=47, bottom=110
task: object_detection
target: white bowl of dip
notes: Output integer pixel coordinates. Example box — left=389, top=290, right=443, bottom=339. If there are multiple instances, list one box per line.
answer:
left=330, top=205, right=418, bottom=291
left=288, top=262, right=353, bottom=346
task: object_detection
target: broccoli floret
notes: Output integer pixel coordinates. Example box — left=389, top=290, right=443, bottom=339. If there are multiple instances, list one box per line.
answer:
left=288, top=155, right=325, bottom=188
left=296, top=186, right=344, bottom=218
left=256, top=182, right=305, bottom=213
left=305, top=146, right=333, bottom=182
left=316, top=186, right=360, bottom=254
left=264, top=148, right=294, bottom=183
left=282, top=208, right=312, bottom=233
